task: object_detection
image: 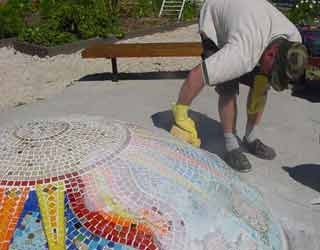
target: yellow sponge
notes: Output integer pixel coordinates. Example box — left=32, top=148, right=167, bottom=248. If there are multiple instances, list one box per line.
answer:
left=170, top=125, right=201, bottom=147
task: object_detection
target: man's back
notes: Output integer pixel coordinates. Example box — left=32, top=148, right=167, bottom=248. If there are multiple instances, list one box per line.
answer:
left=199, top=0, right=300, bottom=47
left=198, top=0, right=301, bottom=84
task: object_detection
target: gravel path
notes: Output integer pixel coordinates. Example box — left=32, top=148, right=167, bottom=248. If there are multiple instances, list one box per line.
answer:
left=0, top=24, right=201, bottom=111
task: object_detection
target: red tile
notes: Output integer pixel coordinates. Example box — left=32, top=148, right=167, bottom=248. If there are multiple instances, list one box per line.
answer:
left=36, top=179, right=44, bottom=184
left=133, top=241, right=140, bottom=248
left=147, top=243, right=157, bottom=250
left=96, top=222, right=106, bottom=231
left=140, top=243, right=147, bottom=250
left=127, top=238, right=133, bottom=245
left=122, top=226, right=129, bottom=233
left=135, top=236, right=143, bottom=243
left=137, top=232, right=145, bottom=238
left=119, top=232, right=127, bottom=238
left=142, top=239, right=151, bottom=246
left=111, top=230, right=119, bottom=237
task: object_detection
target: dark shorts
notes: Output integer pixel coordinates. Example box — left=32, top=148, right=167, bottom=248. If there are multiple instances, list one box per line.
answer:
left=201, top=36, right=258, bottom=96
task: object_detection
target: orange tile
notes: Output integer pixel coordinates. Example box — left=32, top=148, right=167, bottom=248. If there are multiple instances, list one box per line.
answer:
left=0, top=187, right=29, bottom=244
left=0, top=242, right=9, bottom=250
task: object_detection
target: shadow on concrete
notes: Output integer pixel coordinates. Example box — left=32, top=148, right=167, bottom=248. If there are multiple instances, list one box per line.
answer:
left=292, top=80, right=320, bottom=103
left=283, top=164, right=320, bottom=192
left=292, top=88, right=320, bottom=103
left=151, top=109, right=226, bottom=158
left=78, top=71, right=189, bottom=82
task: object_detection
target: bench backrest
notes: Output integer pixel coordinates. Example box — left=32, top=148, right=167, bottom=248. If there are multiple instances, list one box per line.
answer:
left=81, top=41, right=320, bottom=68
left=82, top=42, right=203, bottom=58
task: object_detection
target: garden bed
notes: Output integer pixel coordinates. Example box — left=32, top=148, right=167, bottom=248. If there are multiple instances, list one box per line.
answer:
left=0, top=18, right=197, bottom=57
left=0, top=0, right=199, bottom=57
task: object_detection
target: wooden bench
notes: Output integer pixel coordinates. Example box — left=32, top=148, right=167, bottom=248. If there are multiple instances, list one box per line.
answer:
left=81, top=42, right=320, bottom=82
left=81, top=42, right=203, bottom=81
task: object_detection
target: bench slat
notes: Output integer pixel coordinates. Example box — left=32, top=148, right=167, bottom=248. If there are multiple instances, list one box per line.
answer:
left=82, top=42, right=203, bottom=58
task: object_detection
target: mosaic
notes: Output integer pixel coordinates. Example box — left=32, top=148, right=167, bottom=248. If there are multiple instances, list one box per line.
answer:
left=0, top=115, right=288, bottom=250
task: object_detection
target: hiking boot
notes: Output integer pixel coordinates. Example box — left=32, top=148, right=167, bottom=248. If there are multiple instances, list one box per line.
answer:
left=243, top=138, right=276, bottom=160
left=224, top=148, right=252, bottom=172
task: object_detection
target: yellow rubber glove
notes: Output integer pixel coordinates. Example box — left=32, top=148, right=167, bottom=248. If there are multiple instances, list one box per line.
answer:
left=171, top=104, right=200, bottom=147
left=247, top=75, right=270, bottom=115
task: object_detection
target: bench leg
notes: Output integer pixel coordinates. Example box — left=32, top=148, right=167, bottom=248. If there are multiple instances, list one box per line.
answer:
left=111, top=58, right=118, bottom=82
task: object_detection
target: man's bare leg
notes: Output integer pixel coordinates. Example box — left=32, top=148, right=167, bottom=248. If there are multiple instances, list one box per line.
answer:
left=171, top=64, right=204, bottom=147
left=219, top=95, right=239, bottom=152
left=177, top=64, right=204, bottom=105
left=244, top=85, right=276, bottom=159
left=218, top=95, right=237, bottom=134
left=219, top=93, right=252, bottom=172
left=244, top=75, right=268, bottom=143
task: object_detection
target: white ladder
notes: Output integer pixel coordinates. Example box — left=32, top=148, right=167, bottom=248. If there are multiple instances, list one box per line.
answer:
left=159, top=0, right=187, bottom=21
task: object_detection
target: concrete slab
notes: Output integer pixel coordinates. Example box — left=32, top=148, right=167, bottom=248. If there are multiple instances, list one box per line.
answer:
left=0, top=79, right=319, bottom=250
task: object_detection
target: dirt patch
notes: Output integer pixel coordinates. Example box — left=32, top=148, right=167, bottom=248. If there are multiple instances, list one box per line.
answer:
left=119, top=17, right=172, bottom=33
left=119, top=17, right=197, bottom=34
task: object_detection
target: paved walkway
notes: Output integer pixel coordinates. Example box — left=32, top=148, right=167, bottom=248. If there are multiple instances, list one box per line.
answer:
left=0, top=78, right=319, bottom=250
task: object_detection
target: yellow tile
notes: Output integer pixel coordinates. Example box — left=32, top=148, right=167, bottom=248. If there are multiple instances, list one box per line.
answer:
left=36, top=183, right=66, bottom=250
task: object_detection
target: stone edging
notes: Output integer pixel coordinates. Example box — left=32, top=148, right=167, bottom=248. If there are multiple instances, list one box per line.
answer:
left=12, top=37, right=119, bottom=58
left=0, top=38, right=16, bottom=48
left=0, top=20, right=197, bottom=57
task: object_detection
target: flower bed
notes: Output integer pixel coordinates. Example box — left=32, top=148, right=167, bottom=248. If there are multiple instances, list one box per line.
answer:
left=0, top=0, right=199, bottom=48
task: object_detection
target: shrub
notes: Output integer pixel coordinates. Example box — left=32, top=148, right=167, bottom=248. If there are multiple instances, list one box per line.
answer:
left=0, top=6, right=24, bottom=38
left=135, top=0, right=154, bottom=18
left=119, top=0, right=156, bottom=18
left=18, top=24, right=77, bottom=47
left=1, top=0, right=121, bottom=45
left=287, top=0, right=320, bottom=25
left=0, top=0, right=33, bottom=38
left=182, top=0, right=199, bottom=21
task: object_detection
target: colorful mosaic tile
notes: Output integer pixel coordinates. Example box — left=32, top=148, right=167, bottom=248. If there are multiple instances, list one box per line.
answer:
left=9, top=191, right=47, bottom=250
left=36, top=182, right=65, bottom=250
left=0, top=115, right=288, bottom=250
left=0, top=187, right=29, bottom=249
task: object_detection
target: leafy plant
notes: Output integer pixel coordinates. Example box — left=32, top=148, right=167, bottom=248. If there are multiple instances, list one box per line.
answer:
left=0, top=0, right=177, bottom=46
left=136, top=0, right=154, bottom=18
left=17, top=0, right=121, bottom=46
left=182, top=0, right=199, bottom=21
left=18, top=24, right=77, bottom=46
left=5, top=0, right=33, bottom=14
left=306, top=66, right=320, bottom=80
left=0, top=5, right=25, bottom=38
left=287, top=0, right=320, bottom=25
left=0, top=0, right=34, bottom=38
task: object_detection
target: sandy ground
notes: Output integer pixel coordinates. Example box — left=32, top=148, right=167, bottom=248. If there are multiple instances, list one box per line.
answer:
left=1, top=23, right=320, bottom=249
left=0, top=24, right=201, bottom=111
